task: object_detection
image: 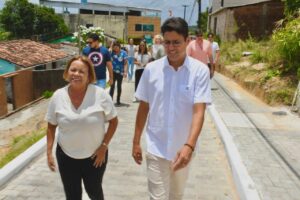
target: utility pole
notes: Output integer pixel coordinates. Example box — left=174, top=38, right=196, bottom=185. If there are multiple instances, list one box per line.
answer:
left=198, top=0, right=202, bottom=29
left=182, top=5, right=189, bottom=20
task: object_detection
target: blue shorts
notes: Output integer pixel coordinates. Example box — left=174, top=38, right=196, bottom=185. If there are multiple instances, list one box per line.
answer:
left=95, top=79, right=106, bottom=89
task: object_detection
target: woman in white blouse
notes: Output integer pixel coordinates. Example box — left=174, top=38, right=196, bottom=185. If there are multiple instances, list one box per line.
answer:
left=134, top=41, right=151, bottom=92
left=45, top=56, right=118, bottom=200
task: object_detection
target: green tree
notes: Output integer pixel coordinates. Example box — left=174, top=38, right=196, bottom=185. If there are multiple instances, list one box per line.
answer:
left=0, top=0, right=35, bottom=38
left=34, top=6, right=68, bottom=36
left=283, top=0, right=300, bottom=16
left=197, top=9, right=208, bottom=32
left=0, top=0, right=68, bottom=39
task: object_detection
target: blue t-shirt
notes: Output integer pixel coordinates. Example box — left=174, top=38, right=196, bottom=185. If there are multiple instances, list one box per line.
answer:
left=111, top=50, right=127, bottom=75
left=82, top=46, right=111, bottom=80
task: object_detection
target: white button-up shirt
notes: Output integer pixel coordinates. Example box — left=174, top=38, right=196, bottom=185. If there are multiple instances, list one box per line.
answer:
left=45, top=84, right=117, bottom=159
left=135, top=56, right=211, bottom=161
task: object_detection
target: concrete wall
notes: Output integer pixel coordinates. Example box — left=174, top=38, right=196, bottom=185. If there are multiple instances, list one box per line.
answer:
left=0, top=64, right=67, bottom=117
left=61, top=14, right=161, bottom=41
left=127, top=16, right=161, bottom=38
left=210, top=10, right=236, bottom=41
left=33, top=69, right=67, bottom=99
left=12, top=70, right=34, bottom=110
left=233, top=1, right=283, bottom=40
left=210, top=1, right=284, bottom=41
left=61, top=14, right=126, bottom=39
left=0, top=77, right=7, bottom=117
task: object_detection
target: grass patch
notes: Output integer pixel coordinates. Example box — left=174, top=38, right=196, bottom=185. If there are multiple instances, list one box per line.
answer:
left=265, top=88, right=295, bottom=105
left=0, top=129, right=46, bottom=168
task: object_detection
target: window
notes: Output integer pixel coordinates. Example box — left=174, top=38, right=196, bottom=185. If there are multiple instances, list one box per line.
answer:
left=135, top=24, right=154, bottom=32
left=221, top=0, right=224, bottom=7
left=111, top=11, right=123, bottom=16
left=135, top=24, right=142, bottom=31
left=94, top=10, right=109, bottom=15
left=80, top=9, right=93, bottom=14
left=142, top=24, right=154, bottom=32
left=86, top=24, right=93, bottom=28
left=126, top=10, right=141, bottom=16
left=213, top=18, right=218, bottom=34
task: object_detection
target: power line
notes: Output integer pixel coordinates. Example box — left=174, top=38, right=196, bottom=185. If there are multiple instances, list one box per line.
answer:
left=182, top=5, right=189, bottom=20
left=188, top=0, right=197, bottom=24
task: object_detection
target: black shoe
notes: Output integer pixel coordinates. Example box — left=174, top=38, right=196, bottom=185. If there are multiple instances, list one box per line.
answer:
left=115, top=102, right=121, bottom=107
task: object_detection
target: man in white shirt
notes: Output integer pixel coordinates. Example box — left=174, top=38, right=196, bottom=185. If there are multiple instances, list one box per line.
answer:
left=132, top=17, right=211, bottom=200
left=208, top=32, right=220, bottom=70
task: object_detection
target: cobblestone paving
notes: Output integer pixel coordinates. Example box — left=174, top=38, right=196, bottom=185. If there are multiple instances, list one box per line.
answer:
left=0, top=82, right=238, bottom=200
left=212, top=74, right=300, bottom=200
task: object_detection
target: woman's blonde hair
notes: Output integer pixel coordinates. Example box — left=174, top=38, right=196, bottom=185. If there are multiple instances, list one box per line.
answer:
left=153, top=34, right=164, bottom=43
left=63, top=56, right=96, bottom=84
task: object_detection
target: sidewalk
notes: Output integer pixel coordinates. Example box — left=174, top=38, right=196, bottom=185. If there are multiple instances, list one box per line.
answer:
left=0, top=81, right=238, bottom=200
left=211, top=73, right=300, bottom=200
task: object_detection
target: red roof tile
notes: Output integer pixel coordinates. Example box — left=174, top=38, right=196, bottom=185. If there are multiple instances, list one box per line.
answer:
left=0, top=39, right=68, bottom=68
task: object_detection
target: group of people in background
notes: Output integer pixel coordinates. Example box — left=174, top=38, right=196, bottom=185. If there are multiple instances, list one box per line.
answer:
left=83, top=33, right=166, bottom=105
left=82, top=30, right=220, bottom=106
left=46, top=17, right=221, bottom=200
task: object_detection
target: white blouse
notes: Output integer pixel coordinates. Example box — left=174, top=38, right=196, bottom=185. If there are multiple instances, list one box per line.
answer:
left=45, top=84, right=117, bottom=159
left=135, top=52, right=151, bottom=70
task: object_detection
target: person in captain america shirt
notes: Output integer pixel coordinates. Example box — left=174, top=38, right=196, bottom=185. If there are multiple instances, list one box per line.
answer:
left=83, top=33, right=113, bottom=89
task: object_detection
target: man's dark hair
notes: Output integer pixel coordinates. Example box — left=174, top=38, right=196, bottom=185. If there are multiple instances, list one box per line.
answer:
left=113, top=41, right=121, bottom=48
left=161, top=17, right=189, bottom=39
left=87, top=33, right=100, bottom=41
left=195, top=29, right=203, bottom=37
left=208, top=32, right=214, bottom=37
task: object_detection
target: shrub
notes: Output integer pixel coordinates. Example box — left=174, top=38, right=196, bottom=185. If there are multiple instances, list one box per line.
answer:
left=0, top=30, right=11, bottom=41
left=42, top=90, right=54, bottom=99
left=73, top=26, right=105, bottom=50
left=0, top=0, right=68, bottom=39
left=273, top=15, right=300, bottom=79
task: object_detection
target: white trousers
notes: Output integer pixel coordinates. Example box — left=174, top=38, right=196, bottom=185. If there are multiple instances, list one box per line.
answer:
left=146, top=153, right=191, bottom=200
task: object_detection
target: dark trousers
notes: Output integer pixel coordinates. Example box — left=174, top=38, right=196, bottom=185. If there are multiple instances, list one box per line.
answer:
left=135, top=69, right=144, bottom=91
left=109, top=72, right=123, bottom=103
left=56, top=145, right=108, bottom=200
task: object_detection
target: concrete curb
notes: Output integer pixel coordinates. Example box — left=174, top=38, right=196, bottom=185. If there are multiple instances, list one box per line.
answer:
left=0, top=136, right=46, bottom=188
left=207, top=105, right=261, bottom=200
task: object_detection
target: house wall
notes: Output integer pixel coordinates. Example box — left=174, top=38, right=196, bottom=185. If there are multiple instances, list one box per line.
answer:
left=62, top=14, right=161, bottom=41
left=233, top=1, right=283, bottom=40
left=0, top=77, right=7, bottom=117
left=127, top=16, right=161, bottom=39
left=210, top=1, right=284, bottom=41
left=12, top=70, right=34, bottom=110
left=33, top=69, right=67, bottom=99
left=0, top=62, right=67, bottom=117
left=61, top=14, right=126, bottom=39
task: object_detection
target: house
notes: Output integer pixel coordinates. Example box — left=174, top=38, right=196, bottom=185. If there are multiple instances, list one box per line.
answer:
left=0, top=40, right=67, bottom=69
left=0, top=40, right=70, bottom=117
left=208, top=0, right=284, bottom=41
left=40, top=0, right=161, bottom=42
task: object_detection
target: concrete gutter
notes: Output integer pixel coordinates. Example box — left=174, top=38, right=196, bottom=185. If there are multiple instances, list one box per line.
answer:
left=207, top=105, right=261, bottom=200
left=0, top=136, right=46, bottom=188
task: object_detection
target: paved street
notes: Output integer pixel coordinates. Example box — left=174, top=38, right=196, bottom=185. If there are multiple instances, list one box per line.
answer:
left=212, top=73, right=300, bottom=200
left=0, top=81, right=238, bottom=200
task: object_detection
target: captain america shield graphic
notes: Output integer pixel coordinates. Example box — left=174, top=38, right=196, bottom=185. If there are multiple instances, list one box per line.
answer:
left=88, top=52, right=103, bottom=66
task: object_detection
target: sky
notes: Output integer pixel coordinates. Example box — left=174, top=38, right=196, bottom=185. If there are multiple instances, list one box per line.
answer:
left=0, top=0, right=210, bottom=25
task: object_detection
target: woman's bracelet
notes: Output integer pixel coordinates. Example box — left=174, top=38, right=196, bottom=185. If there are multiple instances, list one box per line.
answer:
left=102, top=142, right=109, bottom=148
